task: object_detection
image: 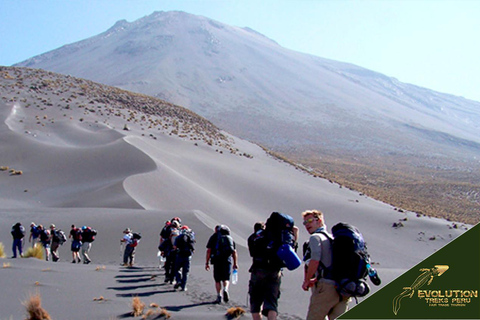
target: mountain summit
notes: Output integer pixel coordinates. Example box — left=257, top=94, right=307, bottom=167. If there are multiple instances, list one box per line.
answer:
left=17, top=11, right=480, bottom=152
left=15, top=11, right=480, bottom=222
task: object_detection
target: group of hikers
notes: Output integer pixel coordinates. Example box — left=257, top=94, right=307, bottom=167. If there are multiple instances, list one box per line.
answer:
left=10, top=209, right=380, bottom=320
left=134, top=210, right=378, bottom=320
left=10, top=222, right=97, bottom=264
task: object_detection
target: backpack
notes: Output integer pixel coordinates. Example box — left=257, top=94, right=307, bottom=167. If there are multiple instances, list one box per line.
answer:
left=53, top=230, right=67, bottom=245
left=213, top=225, right=234, bottom=260
left=176, top=229, right=195, bottom=257
left=132, top=232, right=142, bottom=240
left=249, top=212, right=300, bottom=271
left=160, top=223, right=172, bottom=240
left=72, top=228, right=82, bottom=241
left=82, top=228, right=97, bottom=243
left=31, top=225, right=40, bottom=238
left=11, top=224, right=25, bottom=239
left=40, top=229, right=50, bottom=243
left=318, top=223, right=380, bottom=300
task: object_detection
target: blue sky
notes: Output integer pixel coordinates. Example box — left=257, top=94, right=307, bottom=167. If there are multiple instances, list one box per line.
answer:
left=1, top=0, right=479, bottom=102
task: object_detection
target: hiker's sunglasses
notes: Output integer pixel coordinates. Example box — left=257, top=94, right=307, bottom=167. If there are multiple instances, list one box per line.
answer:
left=303, top=218, right=318, bottom=225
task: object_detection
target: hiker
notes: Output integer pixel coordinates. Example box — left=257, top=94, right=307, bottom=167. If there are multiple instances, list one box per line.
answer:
left=81, top=226, right=97, bottom=264
left=173, top=225, right=195, bottom=291
left=158, top=220, right=171, bottom=268
left=38, top=225, right=51, bottom=261
left=301, top=209, right=348, bottom=320
left=121, top=228, right=140, bottom=267
left=205, top=225, right=238, bottom=304
left=29, top=222, right=41, bottom=248
left=11, top=222, right=25, bottom=258
left=247, top=222, right=265, bottom=254
left=162, top=220, right=181, bottom=283
left=248, top=213, right=299, bottom=320
left=50, top=224, right=66, bottom=262
left=69, top=224, right=82, bottom=263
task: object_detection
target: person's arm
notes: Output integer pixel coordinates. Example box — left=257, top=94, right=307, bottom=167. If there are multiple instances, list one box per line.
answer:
left=232, top=249, right=238, bottom=269
left=302, top=259, right=319, bottom=291
left=205, top=248, right=212, bottom=270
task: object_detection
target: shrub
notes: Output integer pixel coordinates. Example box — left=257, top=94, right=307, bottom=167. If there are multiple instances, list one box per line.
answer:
left=132, top=296, right=145, bottom=317
left=23, top=292, right=51, bottom=320
left=226, top=307, right=246, bottom=319
left=24, top=244, right=44, bottom=260
left=0, top=242, right=5, bottom=258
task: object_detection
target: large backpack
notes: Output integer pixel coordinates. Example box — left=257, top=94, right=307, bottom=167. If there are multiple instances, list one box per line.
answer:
left=53, top=229, right=67, bottom=245
left=319, top=223, right=380, bottom=300
left=176, top=229, right=196, bottom=257
left=82, top=228, right=97, bottom=243
left=250, top=212, right=300, bottom=271
left=11, top=224, right=25, bottom=239
left=213, top=225, right=234, bottom=260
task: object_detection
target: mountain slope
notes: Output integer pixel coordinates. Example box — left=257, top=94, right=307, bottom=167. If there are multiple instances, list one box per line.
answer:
left=15, top=11, right=480, bottom=152
left=13, top=11, right=480, bottom=223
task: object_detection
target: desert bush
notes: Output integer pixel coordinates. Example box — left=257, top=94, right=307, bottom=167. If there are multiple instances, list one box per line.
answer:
left=0, top=242, right=5, bottom=258
left=24, top=244, right=44, bottom=260
left=142, top=308, right=171, bottom=319
left=226, top=306, right=246, bottom=319
left=132, top=296, right=146, bottom=317
left=23, top=292, right=51, bottom=320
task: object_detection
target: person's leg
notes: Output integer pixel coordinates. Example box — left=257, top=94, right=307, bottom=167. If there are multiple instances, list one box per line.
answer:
left=173, top=256, right=182, bottom=288
left=223, top=280, right=230, bottom=302
left=12, top=239, right=17, bottom=258
left=328, top=297, right=349, bottom=319
left=181, top=258, right=190, bottom=289
left=18, top=239, right=24, bottom=257
left=51, top=242, right=59, bottom=261
left=215, top=281, right=222, bottom=303
left=306, top=281, right=340, bottom=320
left=252, top=313, right=262, bottom=320
left=267, top=310, right=277, bottom=320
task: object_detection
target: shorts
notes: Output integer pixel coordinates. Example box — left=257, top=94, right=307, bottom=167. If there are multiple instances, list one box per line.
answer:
left=249, top=268, right=282, bottom=316
left=71, top=240, right=82, bottom=252
left=213, top=259, right=232, bottom=282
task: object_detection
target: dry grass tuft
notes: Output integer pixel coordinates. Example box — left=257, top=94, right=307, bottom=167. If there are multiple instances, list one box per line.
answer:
left=95, top=265, right=106, bottom=271
left=23, top=292, right=51, bottom=320
left=3, top=262, right=11, bottom=268
left=0, top=242, right=6, bottom=258
left=132, top=296, right=146, bottom=317
left=226, top=306, right=246, bottom=319
left=149, top=303, right=159, bottom=308
left=24, top=244, right=44, bottom=260
left=9, top=169, right=23, bottom=175
left=142, top=307, right=171, bottom=319
left=93, top=296, right=105, bottom=302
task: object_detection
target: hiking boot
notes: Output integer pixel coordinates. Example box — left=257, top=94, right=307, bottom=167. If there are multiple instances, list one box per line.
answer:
left=215, top=295, right=222, bottom=304
left=223, top=289, right=229, bottom=303
left=77, top=258, right=81, bottom=263
left=72, top=259, right=76, bottom=263
left=174, top=283, right=181, bottom=289
left=180, top=287, right=187, bottom=292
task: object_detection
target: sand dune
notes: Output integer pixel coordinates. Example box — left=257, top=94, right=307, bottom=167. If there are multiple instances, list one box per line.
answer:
left=0, top=67, right=469, bottom=319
